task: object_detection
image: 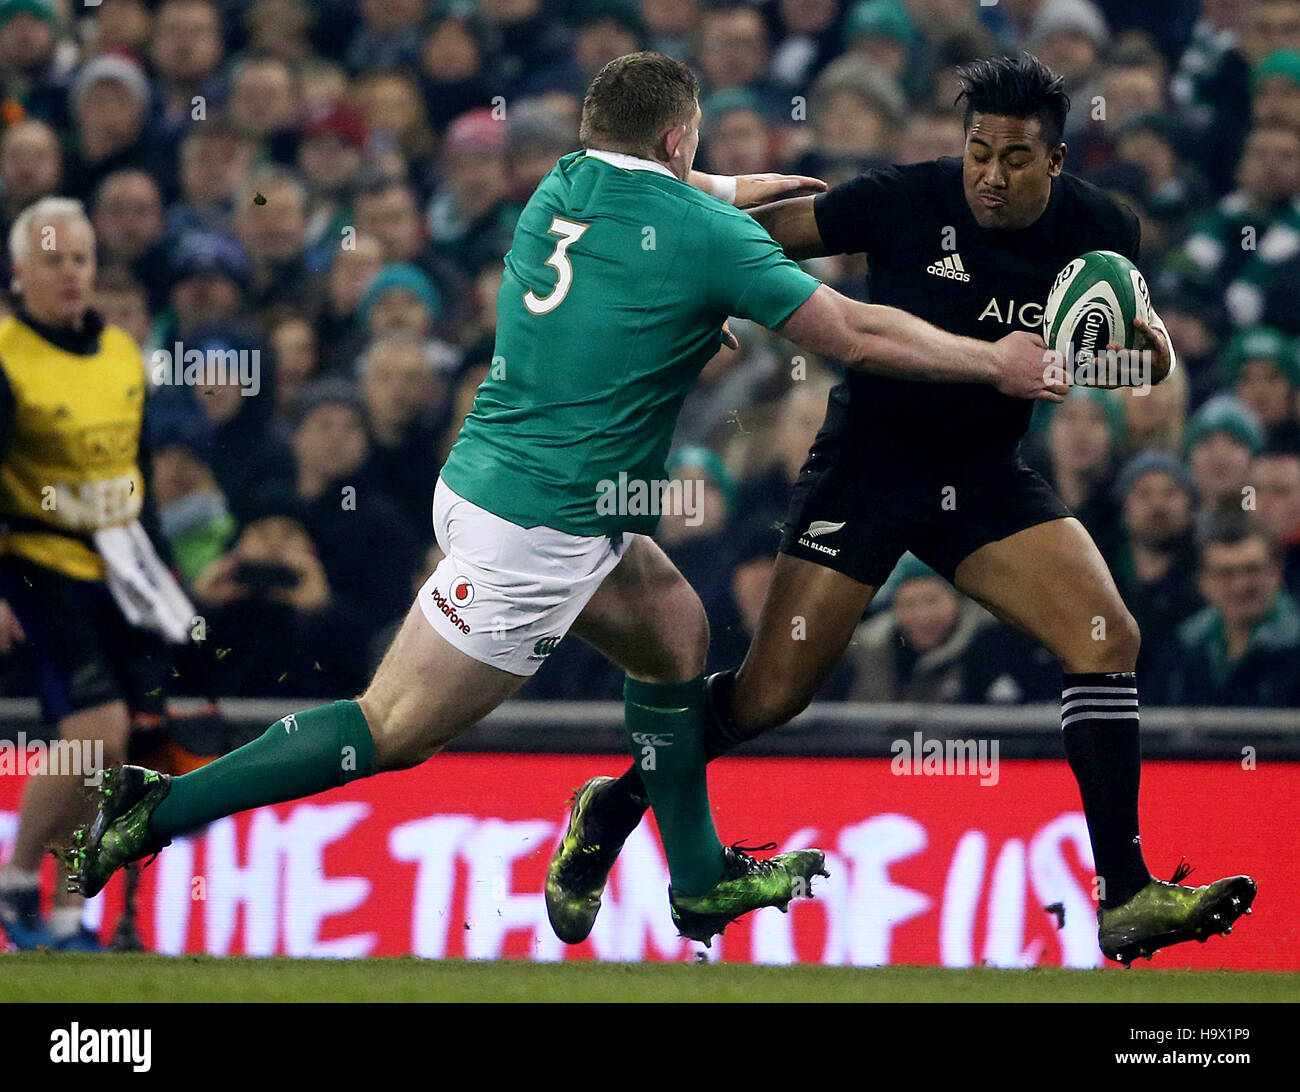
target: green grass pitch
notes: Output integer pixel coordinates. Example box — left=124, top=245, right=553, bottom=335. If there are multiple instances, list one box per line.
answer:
left=1, top=954, right=1297, bottom=1002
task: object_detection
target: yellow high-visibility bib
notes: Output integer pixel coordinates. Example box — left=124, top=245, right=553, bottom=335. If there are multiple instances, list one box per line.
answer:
left=0, top=316, right=146, bottom=581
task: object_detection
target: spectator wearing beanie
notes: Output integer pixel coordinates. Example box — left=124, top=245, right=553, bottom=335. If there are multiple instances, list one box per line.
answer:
left=1109, top=452, right=1203, bottom=675
left=1218, top=326, right=1300, bottom=437
left=846, top=555, right=988, bottom=704
left=656, top=444, right=740, bottom=633
left=799, top=55, right=905, bottom=179
left=700, top=89, right=775, bottom=177
left=0, top=0, right=72, bottom=126
left=1251, top=49, right=1300, bottom=134
left=358, top=262, right=444, bottom=341
left=291, top=378, right=423, bottom=630
left=161, top=230, right=253, bottom=344
left=1028, top=0, right=1108, bottom=145
left=427, top=108, right=515, bottom=276
left=147, top=398, right=237, bottom=586
left=842, top=0, right=917, bottom=97
left=1185, top=395, right=1264, bottom=525
left=165, top=323, right=297, bottom=525
left=67, top=52, right=163, bottom=202
left=297, top=100, right=368, bottom=274
left=503, top=102, right=578, bottom=211
left=1033, top=387, right=1127, bottom=562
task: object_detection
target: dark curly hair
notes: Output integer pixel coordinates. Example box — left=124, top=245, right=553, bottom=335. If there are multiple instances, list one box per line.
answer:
left=955, top=53, right=1071, bottom=147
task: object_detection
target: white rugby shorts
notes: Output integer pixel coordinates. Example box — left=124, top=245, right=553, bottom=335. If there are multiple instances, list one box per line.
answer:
left=417, top=477, right=628, bottom=676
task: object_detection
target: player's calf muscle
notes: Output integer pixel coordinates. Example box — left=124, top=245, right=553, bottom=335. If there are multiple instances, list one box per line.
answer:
left=732, top=672, right=816, bottom=732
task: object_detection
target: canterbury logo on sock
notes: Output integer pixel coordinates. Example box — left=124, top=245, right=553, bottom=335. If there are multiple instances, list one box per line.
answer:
left=280, top=714, right=299, bottom=735
left=630, top=732, right=674, bottom=747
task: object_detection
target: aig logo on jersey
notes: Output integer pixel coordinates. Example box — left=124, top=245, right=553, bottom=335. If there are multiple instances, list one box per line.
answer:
left=449, top=577, right=475, bottom=607
left=978, top=298, right=1045, bottom=329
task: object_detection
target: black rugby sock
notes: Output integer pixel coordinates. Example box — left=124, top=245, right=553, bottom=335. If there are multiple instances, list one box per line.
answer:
left=1060, top=671, right=1151, bottom=909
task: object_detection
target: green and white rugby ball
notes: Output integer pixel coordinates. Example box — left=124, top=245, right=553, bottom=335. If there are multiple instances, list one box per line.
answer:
left=1042, top=250, right=1153, bottom=367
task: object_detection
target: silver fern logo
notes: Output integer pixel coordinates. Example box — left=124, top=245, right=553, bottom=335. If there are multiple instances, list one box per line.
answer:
left=798, top=519, right=844, bottom=557
left=806, top=520, right=845, bottom=537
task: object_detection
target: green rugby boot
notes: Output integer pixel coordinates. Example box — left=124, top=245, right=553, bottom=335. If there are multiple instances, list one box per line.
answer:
left=1098, top=861, right=1257, bottom=967
left=63, top=765, right=172, bottom=899
left=670, top=843, right=829, bottom=947
left=546, top=777, right=631, bottom=944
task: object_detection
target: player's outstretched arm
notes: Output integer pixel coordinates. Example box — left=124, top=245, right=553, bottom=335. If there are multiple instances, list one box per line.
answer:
left=748, top=195, right=827, bottom=260
left=689, top=171, right=827, bottom=210
left=776, top=284, right=1067, bottom=402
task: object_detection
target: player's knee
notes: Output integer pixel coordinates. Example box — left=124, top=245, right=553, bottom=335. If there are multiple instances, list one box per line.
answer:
left=641, top=580, right=710, bottom=683
left=1067, top=609, right=1141, bottom=673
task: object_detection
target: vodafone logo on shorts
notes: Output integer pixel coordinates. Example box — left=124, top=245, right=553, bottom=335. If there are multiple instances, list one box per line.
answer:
left=429, top=583, right=472, bottom=633
left=449, top=577, right=475, bottom=607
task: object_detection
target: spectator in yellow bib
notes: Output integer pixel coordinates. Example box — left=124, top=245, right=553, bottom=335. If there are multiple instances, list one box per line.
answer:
left=0, top=196, right=193, bottom=950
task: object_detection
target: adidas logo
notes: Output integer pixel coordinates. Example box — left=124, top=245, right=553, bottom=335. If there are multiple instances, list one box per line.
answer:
left=926, top=253, right=971, bottom=281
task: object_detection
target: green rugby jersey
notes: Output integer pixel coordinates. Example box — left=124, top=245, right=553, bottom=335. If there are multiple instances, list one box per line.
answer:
left=439, top=149, right=820, bottom=536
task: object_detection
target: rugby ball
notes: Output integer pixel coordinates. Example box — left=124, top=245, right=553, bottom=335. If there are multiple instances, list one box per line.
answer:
left=1042, top=250, right=1153, bottom=369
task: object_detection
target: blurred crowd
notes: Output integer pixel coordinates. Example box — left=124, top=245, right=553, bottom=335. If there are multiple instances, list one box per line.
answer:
left=0, top=0, right=1298, bottom=706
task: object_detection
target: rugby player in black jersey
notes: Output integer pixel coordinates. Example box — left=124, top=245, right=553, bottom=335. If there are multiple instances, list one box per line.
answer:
left=547, top=54, right=1257, bottom=966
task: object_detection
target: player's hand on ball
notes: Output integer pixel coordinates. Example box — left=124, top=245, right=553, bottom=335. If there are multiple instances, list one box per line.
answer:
left=993, top=330, right=1067, bottom=402
left=1131, top=316, right=1172, bottom=383
left=0, top=599, right=25, bottom=654
left=733, top=173, right=827, bottom=207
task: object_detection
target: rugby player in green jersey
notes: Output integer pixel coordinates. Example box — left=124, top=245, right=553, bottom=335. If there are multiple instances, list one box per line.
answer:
left=68, top=53, right=1062, bottom=945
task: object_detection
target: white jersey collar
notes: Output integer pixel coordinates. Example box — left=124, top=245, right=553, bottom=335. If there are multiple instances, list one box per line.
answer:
left=584, top=148, right=678, bottom=180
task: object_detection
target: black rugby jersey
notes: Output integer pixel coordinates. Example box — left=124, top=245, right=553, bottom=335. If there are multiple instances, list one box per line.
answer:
left=812, top=156, right=1139, bottom=467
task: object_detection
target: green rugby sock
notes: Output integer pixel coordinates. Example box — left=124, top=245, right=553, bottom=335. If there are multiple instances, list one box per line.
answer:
left=624, top=676, right=725, bottom=896
left=148, top=700, right=376, bottom=840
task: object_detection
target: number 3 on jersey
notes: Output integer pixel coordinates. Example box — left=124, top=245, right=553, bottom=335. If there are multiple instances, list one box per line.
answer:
left=524, top=216, right=589, bottom=315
